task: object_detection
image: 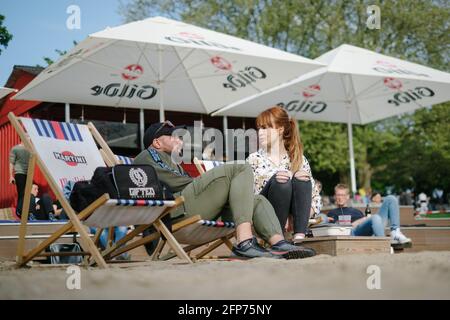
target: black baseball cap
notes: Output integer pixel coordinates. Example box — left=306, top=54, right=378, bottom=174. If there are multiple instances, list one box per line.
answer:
left=143, top=121, right=186, bottom=148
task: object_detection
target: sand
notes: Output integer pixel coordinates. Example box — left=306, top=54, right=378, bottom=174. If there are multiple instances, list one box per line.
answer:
left=1, top=251, right=449, bottom=300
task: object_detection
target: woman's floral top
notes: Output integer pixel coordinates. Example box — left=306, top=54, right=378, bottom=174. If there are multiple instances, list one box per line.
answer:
left=247, top=149, right=322, bottom=216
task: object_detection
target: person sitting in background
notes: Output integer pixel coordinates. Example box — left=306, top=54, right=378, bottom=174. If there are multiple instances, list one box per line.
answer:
left=417, top=192, right=429, bottom=213
left=27, top=184, right=58, bottom=221
left=327, top=184, right=412, bottom=245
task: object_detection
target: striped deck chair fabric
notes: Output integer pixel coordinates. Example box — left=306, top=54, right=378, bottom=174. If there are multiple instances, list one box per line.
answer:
left=173, top=219, right=235, bottom=246
left=115, top=154, right=133, bottom=165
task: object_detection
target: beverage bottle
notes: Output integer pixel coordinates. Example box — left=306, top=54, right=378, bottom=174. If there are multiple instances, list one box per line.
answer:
left=365, top=204, right=372, bottom=217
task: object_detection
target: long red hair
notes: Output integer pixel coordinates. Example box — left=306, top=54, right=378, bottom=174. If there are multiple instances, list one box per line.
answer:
left=256, top=106, right=303, bottom=171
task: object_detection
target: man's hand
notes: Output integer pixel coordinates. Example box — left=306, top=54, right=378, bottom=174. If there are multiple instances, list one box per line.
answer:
left=285, top=215, right=293, bottom=232
left=9, top=176, right=15, bottom=184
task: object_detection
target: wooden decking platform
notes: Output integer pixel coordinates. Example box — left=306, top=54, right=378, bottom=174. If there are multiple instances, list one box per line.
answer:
left=299, top=236, right=391, bottom=256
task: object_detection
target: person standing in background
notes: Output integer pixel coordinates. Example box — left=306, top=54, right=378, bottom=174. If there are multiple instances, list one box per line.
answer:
left=9, top=143, right=31, bottom=215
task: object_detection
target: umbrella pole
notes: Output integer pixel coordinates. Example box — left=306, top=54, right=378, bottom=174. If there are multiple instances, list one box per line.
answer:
left=158, top=45, right=165, bottom=122
left=140, top=108, right=145, bottom=150
left=347, top=107, right=357, bottom=195
left=223, top=116, right=228, bottom=161
left=65, top=103, right=70, bottom=122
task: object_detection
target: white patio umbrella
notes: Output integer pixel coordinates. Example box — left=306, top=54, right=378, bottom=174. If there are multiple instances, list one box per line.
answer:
left=0, top=87, right=17, bottom=99
left=13, top=16, right=324, bottom=121
left=213, top=44, right=450, bottom=193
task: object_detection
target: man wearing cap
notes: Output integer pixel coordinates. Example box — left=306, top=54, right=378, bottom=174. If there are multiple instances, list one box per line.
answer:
left=133, top=121, right=316, bottom=260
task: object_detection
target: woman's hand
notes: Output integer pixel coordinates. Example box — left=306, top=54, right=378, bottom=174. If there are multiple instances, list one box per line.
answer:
left=276, top=170, right=291, bottom=183
left=285, top=215, right=293, bottom=233
left=294, top=170, right=311, bottom=181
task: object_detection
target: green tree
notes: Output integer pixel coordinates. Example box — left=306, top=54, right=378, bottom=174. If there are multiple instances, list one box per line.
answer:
left=38, top=40, right=78, bottom=67
left=0, top=14, right=13, bottom=55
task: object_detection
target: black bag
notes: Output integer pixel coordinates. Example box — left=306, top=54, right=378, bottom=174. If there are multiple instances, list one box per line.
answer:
left=112, top=164, right=170, bottom=200
left=69, top=181, right=103, bottom=213
left=69, top=164, right=173, bottom=213
left=91, top=167, right=119, bottom=199
left=49, top=243, right=83, bottom=264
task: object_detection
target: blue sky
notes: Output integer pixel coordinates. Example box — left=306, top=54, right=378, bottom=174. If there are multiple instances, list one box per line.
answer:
left=0, top=0, right=125, bottom=86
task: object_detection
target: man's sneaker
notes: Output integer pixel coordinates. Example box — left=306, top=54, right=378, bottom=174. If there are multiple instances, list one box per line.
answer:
left=390, top=229, right=412, bottom=245
left=232, top=237, right=281, bottom=259
left=271, top=240, right=316, bottom=259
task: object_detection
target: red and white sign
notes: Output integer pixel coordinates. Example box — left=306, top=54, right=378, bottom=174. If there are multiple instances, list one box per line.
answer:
left=384, top=77, right=403, bottom=90
left=211, top=56, right=232, bottom=71
left=302, top=84, right=321, bottom=98
left=121, top=64, right=144, bottom=81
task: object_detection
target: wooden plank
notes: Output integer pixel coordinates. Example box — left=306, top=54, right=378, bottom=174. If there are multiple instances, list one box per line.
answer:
left=152, top=239, right=166, bottom=261
left=107, top=227, right=114, bottom=248
left=0, top=208, right=14, bottom=220
left=0, top=235, right=81, bottom=260
left=99, top=148, right=115, bottom=167
left=0, top=222, right=68, bottom=237
left=107, top=231, right=160, bottom=260
left=195, top=233, right=234, bottom=259
left=300, top=236, right=391, bottom=256
left=172, top=215, right=201, bottom=232
left=88, top=122, right=118, bottom=165
left=193, top=157, right=205, bottom=175
left=154, top=219, right=192, bottom=263
left=401, top=228, right=450, bottom=252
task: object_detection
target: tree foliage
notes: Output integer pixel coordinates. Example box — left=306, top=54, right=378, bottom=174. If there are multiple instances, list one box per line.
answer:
left=0, top=14, right=13, bottom=56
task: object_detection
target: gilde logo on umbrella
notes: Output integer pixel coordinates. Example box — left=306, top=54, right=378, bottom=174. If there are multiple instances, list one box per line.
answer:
left=165, top=32, right=242, bottom=51
left=222, top=66, right=267, bottom=91
left=278, top=100, right=327, bottom=115
left=277, top=84, right=327, bottom=115
left=373, top=60, right=429, bottom=77
left=91, top=63, right=158, bottom=100
left=387, top=86, right=435, bottom=106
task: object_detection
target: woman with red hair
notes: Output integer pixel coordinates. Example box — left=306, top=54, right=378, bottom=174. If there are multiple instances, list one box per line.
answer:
left=247, top=106, right=321, bottom=242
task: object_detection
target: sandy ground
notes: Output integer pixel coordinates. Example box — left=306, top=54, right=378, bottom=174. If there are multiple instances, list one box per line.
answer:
left=1, top=251, right=449, bottom=300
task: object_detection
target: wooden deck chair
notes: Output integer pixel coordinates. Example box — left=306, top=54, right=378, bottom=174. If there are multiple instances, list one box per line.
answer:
left=8, top=112, right=192, bottom=268
left=153, top=157, right=236, bottom=260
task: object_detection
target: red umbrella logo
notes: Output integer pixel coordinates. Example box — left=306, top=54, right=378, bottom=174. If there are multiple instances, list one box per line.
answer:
left=302, top=84, right=321, bottom=98
left=121, top=64, right=144, bottom=81
left=384, top=77, right=403, bottom=90
left=211, top=56, right=232, bottom=71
